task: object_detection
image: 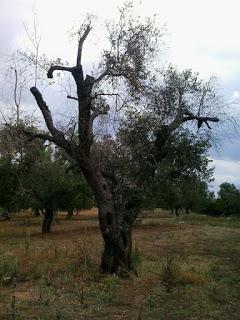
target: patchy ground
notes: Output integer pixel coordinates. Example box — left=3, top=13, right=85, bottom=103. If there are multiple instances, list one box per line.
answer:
left=0, top=210, right=240, bottom=319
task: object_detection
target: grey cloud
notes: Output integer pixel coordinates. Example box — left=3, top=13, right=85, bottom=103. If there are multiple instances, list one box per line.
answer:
left=0, top=0, right=25, bottom=53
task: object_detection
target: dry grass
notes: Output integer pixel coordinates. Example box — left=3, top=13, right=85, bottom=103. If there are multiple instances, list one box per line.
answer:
left=0, top=211, right=240, bottom=319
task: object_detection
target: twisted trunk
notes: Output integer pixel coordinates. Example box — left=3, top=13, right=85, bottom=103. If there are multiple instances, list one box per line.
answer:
left=101, top=226, right=132, bottom=273
left=81, top=163, right=133, bottom=273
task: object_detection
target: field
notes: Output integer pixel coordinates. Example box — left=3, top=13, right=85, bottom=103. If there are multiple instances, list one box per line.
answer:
left=0, top=210, right=240, bottom=319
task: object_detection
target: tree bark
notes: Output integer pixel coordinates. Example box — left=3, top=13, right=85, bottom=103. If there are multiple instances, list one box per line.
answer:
left=42, top=208, right=54, bottom=233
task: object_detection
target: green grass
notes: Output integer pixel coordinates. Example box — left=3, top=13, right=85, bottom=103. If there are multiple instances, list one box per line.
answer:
left=183, top=213, right=240, bottom=228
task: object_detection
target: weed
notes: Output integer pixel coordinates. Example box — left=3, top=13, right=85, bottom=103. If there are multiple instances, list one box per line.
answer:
left=2, top=295, right=24, bottom=320
left=66, top=254, right=96, bottom=277
left=38, top=285, right=57, bottom=307
left=0, top=255, right=18, bottom=284
left=95, top=289, right=110, bottom=308
left=161, top=240, right=183, bottom=291
left=144, top=293, right=157, bottom=310
left=40, top=272, right=55, bottom=288
left=38, top=305, right=76, bottom=320
left=22, top=231, right=31, bottom=255
left=103, top=274, right=119, bottom=301
left=92, top=274, right=120, bottom=309
left=131, top=248, right=142, bottom=275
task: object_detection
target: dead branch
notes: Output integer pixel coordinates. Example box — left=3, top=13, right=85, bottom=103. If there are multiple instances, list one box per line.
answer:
left=76, top=25, right=91, bottom=67
left=67, top=95, right=79, bottom=101
left=30, top=87, right=74, bottom=154
left=47, top=66, right=74, bottom=79
left=182, top=115, right=220, bottom=129
left=30, top=87, right=60, bottom=136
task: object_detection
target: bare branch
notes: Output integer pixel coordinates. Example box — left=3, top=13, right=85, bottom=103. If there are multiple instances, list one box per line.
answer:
left=182, top=116, right=219, bottom=123
left=24, top=15, right=41, bottom=86
left=67, top=95, right=79, bottom=101
left=91, top=93, right=119, bottom=99
left=76, top=25, right=91, bottom=67
left=182, top=115, right=220, bottom=129
left=47, top=65, right=74, bottom=78
left=13, top=69, right=20, bottom=125
left=30, top=87, right=79, bottom=156
left=30, top=87, right=67, bottom=139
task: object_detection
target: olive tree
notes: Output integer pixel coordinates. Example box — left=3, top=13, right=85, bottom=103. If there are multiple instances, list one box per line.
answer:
left=21, top=4, right=220, bottom=272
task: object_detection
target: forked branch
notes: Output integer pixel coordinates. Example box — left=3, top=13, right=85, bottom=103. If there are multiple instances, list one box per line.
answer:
left=182, top=115, right=219, bottom=129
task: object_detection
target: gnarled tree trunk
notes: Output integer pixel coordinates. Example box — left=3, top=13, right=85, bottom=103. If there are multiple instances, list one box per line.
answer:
left=82, top=164, right=133, bottom=273
left=99, top=203, right=133, bottom=273
left=100, top=226, right=132, bottom=273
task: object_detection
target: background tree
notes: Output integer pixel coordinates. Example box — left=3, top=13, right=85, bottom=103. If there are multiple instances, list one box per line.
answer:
left=199, top=183, right=240, bottom=217
left=57, top=168, right=94, bottom=219
left=0, top=158, right=18, bottom=218
left=218, top=183, right=240, bottom=215
left=0, top=123, right=34, bottom=217
left=151, top=130, right=213, bottom=215
left=18, top=139, right=94, bottom=233
left=0, top=123, right=94, bottom=231
left=21, top=146, right=65, bottom=233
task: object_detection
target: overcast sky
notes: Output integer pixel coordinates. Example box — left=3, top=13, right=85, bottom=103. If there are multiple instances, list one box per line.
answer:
left=1, top=0, right=240, bottom=192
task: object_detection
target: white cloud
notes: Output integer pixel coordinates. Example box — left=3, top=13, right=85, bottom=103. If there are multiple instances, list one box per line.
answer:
left=211, top=159, right=240, bottom=191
